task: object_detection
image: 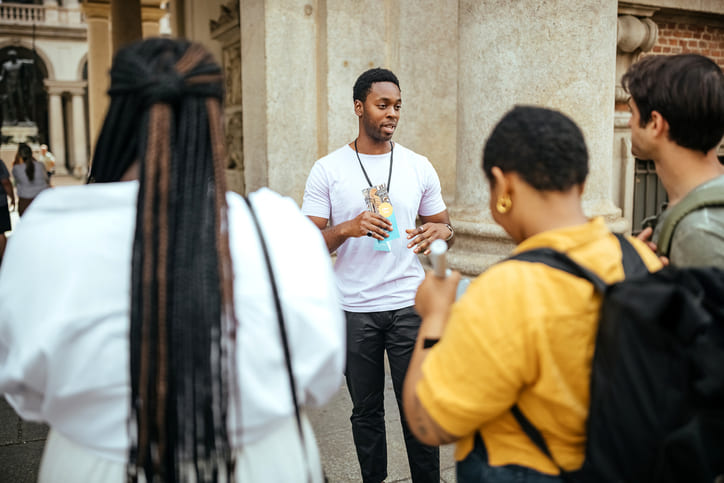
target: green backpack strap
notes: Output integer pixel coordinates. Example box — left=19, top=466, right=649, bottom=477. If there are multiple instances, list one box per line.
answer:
left=656, top=184, right=724, bottom=257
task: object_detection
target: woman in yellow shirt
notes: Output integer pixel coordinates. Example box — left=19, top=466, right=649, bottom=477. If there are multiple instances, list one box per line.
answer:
left=403, top=106, right=662, bottom=482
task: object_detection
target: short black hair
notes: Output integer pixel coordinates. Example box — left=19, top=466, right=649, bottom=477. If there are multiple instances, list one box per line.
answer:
left=622, top=54, right=724, bottom=154
left=483, top=106, right=589, bottom=191
left=353, top=68, right=400, bottom=102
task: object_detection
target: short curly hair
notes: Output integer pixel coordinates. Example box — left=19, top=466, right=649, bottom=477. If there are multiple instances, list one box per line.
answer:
left=353, top=68, right=400, bottom=102
left=483, top=106, right=589, bottom=192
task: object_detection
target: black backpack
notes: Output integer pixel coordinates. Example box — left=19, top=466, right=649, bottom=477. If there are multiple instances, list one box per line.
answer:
left=508, top=234, right=724, bottom=482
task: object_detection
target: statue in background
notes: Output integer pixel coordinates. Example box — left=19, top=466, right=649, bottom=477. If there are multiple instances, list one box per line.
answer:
left=0, top=50, right=35, bottom=126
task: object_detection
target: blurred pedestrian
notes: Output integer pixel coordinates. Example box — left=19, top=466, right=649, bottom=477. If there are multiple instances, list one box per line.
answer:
left=12, top=142, right=49, bottom=216
left=0, top=157, right=15, bottom=263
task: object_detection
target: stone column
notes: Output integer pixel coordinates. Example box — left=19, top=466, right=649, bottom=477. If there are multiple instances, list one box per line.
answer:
left=211, top=2, right=243, bottom=194
left=451, top=0, right=621, bottom=275
left=612, top=6, right=659, bottom=231
left=68, top=84, right=89, bottom=177
left=82, top=2, right=111, bottom=160
left=111, top=0, right=142, bottom=53
left=141, top=5, right=167, bottom=38
left=43, top=83, right=66, bottom=175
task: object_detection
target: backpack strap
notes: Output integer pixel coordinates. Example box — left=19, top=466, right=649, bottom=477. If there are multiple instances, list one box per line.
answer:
left=508, top=247, right=607, bottom=293
left=656, top=184, right=724, bottom=257
left=616, top=233, right=650, bottom=278
left=509, top=405, right=563, bottom=468
left=506, top=233, right=648, bottom=476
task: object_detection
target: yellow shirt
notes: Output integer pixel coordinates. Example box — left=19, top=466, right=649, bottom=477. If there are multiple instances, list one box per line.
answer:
left=416, top=218, right=662, bottom=474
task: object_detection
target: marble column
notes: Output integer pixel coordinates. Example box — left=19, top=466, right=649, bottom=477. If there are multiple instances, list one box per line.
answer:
left=141, top=6, right=166, bottom=38
left=43, top=83, right=66, bottom=175
left=110, top=0, right=142, bottom=53
left=445, top=0, right=625, bottom=275
left=66, top=84, right=89, bottom=177
left=82, top=2, right=111, bottom=159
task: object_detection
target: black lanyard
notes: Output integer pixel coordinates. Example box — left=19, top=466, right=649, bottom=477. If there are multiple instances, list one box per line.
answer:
left=354, top=139, right=394, bottom=193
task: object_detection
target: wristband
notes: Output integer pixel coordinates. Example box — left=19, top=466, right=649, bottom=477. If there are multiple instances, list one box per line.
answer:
left=423, top=338, right=440, bottom=349
left=444, top=223, right=454, bottom=242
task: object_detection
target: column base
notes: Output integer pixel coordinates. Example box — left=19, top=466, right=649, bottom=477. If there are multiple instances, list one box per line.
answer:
left=72, top=164, right=87, bottom=179
left=54, top=165, right=68, bottom=176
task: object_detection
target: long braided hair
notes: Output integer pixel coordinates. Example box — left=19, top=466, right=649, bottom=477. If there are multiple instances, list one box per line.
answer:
left=88, top=38, right=236, bottom=482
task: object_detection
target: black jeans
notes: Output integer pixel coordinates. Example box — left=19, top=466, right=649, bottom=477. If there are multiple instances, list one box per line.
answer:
left=457, top=434, right=563, bottom=483
left=345, top=306, right=440, bottom=483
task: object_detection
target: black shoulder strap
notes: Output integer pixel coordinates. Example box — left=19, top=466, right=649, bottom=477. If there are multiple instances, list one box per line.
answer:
left=616, top=233, right=649, bottom=278
left=510, top=405, right=563, bottom=471
left=507, top=233, right=648, bottom=475
left=243, top=195, right=312, bottom=482
left=509, top=234, right=648, bottom=289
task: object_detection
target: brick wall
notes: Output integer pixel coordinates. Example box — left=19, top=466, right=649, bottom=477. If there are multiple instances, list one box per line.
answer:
left=651, top=21, right=724, bottom=69
left=637, top=17, right=724, bottom=157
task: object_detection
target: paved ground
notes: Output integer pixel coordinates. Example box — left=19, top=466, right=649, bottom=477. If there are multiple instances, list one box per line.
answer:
left=0, top=370, right=457, bottom=483
left=0, top=174, right=458, bottom=481
left=308, top=365, right=458, bottom=482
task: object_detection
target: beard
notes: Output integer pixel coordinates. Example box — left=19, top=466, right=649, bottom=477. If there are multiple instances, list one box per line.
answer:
left=362, top=117, right=395, bottom=143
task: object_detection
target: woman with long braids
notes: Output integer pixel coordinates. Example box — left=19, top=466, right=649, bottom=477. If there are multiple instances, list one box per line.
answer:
left=0, top=38, right=344, bottom=482
left=12, top=142, right=49, bottom=215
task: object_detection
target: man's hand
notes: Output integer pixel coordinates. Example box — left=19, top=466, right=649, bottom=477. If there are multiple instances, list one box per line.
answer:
left=636, top=227, right=657, bottom=252
left=637, top=227, right=669, bottom=266
left=307, top=210, right=393, bottom=254
left=350, top=211, right=393, bottom=240
left=406, top=223, right=453, bottom=255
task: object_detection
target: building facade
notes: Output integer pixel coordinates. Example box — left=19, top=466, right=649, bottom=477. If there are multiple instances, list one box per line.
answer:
left=172, top=0, right=724, bottom=275
left=2, top=0, right=723, bottom=273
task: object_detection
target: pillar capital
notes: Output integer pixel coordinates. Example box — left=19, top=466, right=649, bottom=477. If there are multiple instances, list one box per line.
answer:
left=141, top=5, right=166, bottom=23
left=618, top=2, right=659, bottom=18
left=617, top=15, right=658, bottom=53
left=44, top=79, right=87, bottom=96
left=82, top=1, right=110, bottom=20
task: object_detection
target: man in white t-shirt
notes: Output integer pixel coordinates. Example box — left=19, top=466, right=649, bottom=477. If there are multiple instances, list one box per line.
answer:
left=302, top=68, right=453, bottom=483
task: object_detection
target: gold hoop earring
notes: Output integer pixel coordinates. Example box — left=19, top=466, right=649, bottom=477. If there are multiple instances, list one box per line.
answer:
left=496, top=195, right=512, bottom=214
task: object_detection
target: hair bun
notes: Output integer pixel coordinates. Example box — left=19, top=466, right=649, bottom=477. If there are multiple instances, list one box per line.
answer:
left=142, top=71, right=186, bottom=104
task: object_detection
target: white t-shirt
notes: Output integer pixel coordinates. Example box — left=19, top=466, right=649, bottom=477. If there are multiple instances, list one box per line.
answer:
left=302, top=143, right=447, bottom=312
left=0, top=182, right=345, bottom=462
